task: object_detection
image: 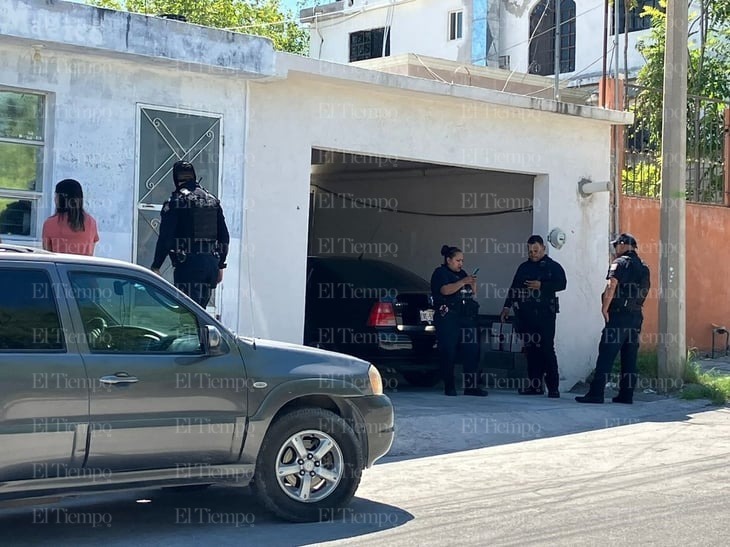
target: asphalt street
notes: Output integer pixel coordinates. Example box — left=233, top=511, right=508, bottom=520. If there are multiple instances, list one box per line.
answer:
left=1, top=390, right=729, bottom=546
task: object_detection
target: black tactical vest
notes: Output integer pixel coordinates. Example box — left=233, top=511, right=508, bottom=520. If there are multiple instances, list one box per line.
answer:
left=172, top=187, right=219, bottom=243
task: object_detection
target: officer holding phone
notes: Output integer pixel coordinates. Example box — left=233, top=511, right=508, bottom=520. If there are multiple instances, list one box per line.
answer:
left=501, top=235, right=567, bottom=397
left=430, top=245, right=487, bottom=397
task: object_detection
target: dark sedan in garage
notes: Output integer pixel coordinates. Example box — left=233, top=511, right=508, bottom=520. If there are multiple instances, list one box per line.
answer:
left=304, top=256, right=441, bottom=387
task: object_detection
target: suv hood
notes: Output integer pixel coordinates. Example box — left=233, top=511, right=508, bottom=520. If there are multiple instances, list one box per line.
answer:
left=236, top=336, right=372, bottom=378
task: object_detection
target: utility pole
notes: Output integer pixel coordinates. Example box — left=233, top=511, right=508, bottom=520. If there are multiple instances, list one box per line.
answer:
left=554, top=0, right=561, bottom=101
left=658, top=0, right=688, bottom=381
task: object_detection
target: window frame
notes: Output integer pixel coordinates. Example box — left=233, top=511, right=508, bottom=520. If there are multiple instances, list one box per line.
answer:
left=448, top=10, right=464, bottom=41
left=349, top=27, right=391, bottom=62
left=528, top=0, right=576, bottom=76
left=0, top=87, right=48, bottom=241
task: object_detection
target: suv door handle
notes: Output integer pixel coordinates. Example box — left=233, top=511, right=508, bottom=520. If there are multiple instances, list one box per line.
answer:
left=99, top=373, right=139, bottom=385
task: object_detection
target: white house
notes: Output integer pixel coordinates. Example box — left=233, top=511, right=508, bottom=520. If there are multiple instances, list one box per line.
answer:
left=300, top=0, right=660, bottom=86
left=0, top=0, right=632, bottom=389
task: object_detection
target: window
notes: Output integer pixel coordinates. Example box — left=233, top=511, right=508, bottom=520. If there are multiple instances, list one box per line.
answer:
left=449, top=10, right=463, bottom=40
left=69, top=272, right=202, bottom=354
left=0, top=90, right=45, bottom=238
left=349, top=27, right=391, bottom=62
left=528, top=0, right=576, bottom=76
left=611, top=0, right=657, bottom=34
left=0, top=269, right=64, bottom=351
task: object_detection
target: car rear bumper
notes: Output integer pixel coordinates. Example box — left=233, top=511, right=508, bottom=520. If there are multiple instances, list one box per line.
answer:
left=348, top=394, right=395, bottom=467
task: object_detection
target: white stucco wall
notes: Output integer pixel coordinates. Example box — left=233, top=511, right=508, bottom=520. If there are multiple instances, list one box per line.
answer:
left=0, top=0, right=276, bottom=330
left=306, top=0, right=472, bottom=64
left=0, top=43, right=251, bottom=330
left=244, top=56, right=617, bottom=388
left=0, top=0, right=632, bottom=389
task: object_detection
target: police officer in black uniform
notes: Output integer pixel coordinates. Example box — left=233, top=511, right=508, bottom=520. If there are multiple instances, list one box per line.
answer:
left=501, top=235, right=567, bottom=398
left=430, top=245, right=487, bottom=397
left=151, top=161, right=230, bottom=309
left=576, top=233, right=650, bottom=404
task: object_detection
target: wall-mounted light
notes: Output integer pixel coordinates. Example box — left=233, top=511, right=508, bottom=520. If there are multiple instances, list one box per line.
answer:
left=578, top=177, right=609, bottom=197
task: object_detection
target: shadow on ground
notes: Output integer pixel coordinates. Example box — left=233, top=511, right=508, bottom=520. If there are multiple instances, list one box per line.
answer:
left=0, top=485, right=413, bottom=546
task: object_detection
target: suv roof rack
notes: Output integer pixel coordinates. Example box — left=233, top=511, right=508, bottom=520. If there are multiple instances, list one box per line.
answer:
left=0, top=244, right=53, bottom=254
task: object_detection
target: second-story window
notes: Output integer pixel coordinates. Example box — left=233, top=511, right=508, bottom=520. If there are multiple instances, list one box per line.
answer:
left=349, top=27, right=391, bottom=62
left=611, top=0, right=657, bottom=34
left=449, top=10, right=464, bottom=40
left=528, top=0, right=576, bottom=76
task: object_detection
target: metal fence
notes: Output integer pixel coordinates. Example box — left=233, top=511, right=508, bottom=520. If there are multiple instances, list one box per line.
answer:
left=623, top=83, right=729, bottom=204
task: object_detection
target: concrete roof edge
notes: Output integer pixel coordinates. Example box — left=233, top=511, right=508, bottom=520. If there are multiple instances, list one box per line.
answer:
left=1, top=0, right=276, bottom=77
left=274, top=53, right=634, bottom=125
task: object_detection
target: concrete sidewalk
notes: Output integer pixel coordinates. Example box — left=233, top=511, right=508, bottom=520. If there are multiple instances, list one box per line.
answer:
left=381, top=387, right=717, bottom=462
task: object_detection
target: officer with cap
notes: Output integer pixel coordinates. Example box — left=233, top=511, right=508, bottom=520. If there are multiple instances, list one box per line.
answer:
left=151, top=160, right=230, bottom=308
left=576, top=233, right=650, bottom=404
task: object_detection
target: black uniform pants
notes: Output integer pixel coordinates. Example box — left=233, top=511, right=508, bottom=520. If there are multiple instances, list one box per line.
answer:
left=588, top=311, right=643, bottom=398
left=434, top=313, right=481, bottom=391
left=173, top=253, right=219, bottom=308
left=516, top=308, right=558, bottom=392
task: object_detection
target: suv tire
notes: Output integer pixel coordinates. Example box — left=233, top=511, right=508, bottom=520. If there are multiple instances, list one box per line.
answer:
left=253, top=408, right=363, bottom=522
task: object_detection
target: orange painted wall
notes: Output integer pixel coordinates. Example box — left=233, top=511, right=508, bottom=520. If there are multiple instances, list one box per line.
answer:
left=620, top=195, right=730, bottom=352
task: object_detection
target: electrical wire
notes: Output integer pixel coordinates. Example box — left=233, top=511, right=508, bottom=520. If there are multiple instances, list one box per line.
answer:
left=522, top=49, right=614, bottom=98
left=311, top=184, right=533, bottom=217
left=500, top=2, right=605, bottom=54
left=502, top=0, right=552, bottom=92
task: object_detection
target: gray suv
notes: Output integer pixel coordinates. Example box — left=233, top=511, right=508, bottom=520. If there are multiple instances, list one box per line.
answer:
left=0, top=245, right=394, bottom=522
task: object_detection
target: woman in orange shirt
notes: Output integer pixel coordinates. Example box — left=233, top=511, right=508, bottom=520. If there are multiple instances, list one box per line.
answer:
left=42, top=179, right=99, bottom=255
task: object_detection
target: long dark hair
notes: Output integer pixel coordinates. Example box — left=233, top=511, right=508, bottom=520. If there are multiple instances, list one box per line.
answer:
left=440, top=245, right=462, bottom=265
left=55, top=179, right=86, bottom=232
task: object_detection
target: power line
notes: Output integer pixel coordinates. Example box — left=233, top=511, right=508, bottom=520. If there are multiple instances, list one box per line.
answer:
left=311, top=184, right=533, bottom=218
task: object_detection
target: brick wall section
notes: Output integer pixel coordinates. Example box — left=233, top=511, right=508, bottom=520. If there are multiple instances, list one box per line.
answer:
left=620, top=195, right=730, bottom=352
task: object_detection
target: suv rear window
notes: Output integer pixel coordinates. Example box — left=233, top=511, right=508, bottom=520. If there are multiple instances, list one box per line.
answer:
left=0, top=268, right=64, bottom=350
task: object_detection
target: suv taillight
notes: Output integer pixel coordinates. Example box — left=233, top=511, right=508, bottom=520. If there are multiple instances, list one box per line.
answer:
left=367, top=302, right=397, bottom=327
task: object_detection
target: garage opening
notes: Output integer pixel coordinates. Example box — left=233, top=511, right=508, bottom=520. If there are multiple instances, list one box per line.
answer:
left=306, top=148, right=537, bottom=388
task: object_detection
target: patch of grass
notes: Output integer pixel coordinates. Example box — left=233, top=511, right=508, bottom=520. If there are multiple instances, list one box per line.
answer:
left=609, top=351, right=658, bottom=379
left=680, top=361, right=730, bottom=405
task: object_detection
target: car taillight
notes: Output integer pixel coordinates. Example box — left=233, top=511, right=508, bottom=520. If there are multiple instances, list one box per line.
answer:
left=367, top=302, right=397, bottom=327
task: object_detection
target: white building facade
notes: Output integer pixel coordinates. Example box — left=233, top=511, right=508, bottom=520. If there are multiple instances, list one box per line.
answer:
left=301, top=0, right=659, bottom=86
left=1, top=0, right=632, bottom=389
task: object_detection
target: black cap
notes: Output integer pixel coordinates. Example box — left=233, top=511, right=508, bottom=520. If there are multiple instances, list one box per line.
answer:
left=611, top=233, right=637, bottom=247
left=173, top=161, right=197, bottom=185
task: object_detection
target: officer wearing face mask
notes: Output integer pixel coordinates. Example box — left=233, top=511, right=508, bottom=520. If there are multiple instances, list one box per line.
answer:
left=151, top=161, right=230, bottom=308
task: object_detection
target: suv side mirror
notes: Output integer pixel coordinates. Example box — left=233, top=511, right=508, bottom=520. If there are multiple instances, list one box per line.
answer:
left=202, top=325, right=223, bottom=355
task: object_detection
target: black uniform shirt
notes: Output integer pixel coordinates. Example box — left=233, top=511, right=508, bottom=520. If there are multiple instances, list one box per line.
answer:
left=503, top=255, right=567, bottom=310
left=606, top=251, right=634, bottom=282
left=430, top=265, right=472, bottom=307
left=151, top=183, right=230, bottom=270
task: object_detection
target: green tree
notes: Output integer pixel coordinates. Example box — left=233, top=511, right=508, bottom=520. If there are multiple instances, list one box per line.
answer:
left=86, top=0, right=308, bottom=54
left=628, top=0, right=730, bottom=199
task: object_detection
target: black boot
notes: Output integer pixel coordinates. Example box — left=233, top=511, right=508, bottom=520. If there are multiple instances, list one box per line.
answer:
left=612, top=392, right=633, bottom=404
